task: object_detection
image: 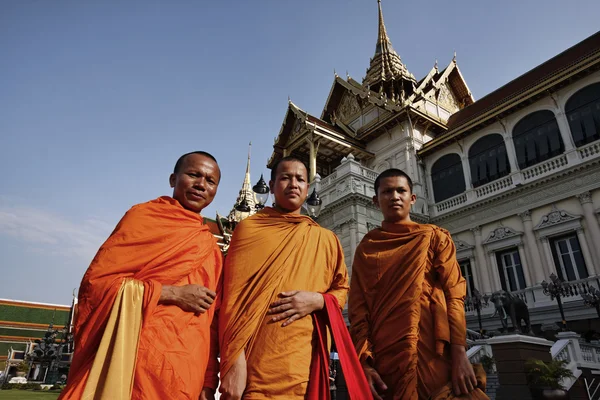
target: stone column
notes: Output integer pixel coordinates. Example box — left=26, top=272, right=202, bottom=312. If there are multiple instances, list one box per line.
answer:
left=472, top=226, right=492, bottom=294
left=519, top=210, right=546, bottom=284
left=470, top=255, right=482, bottom=292
left=576, top=227, right=597, bottom=276
left=555, top=109, right=581, bottom=164
left=489, top=251, right=503, bottom=291
left=578, top=191, right=600, bottom=274
left=540, top=237, right=557, bottom=277
left=554, top=110, right=576, bottom=152
left=306, top=136, right=318, bottom=183
left=503, top=135, right=519, bottom=173
left=488, top=334, right=554, bottom=400
left=517, top=243, right=533, bottom=287
left=461, top=155, right=473, bottom=189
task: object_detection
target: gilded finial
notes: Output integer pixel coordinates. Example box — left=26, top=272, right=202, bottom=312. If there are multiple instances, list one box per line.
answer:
left=453, top=50, right=457, bottom=62
left=346, top=70, right=350, bottom=80
left=434, top=59, right=438, bottom=70
left=334, top=68, right=338, bottom=77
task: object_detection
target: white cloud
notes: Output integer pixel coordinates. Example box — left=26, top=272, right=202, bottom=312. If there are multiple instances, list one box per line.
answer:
left=0, top=200, right=114, bottom=264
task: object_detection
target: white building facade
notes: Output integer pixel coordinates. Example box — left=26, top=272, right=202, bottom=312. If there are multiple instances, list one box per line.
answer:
left=267, top=2, right=600, bottom=332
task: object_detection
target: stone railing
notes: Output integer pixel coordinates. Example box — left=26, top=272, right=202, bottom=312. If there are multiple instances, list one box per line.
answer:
left=318, top=171, right=338, bottom=190
left=467, top=342, right=495, bottom=372
left=435, top=192, right=467, bottom=213
left=475, top=175, right=514, bottom=199
left=464, top=277, right=600, bottom=323
left=579, top=140, right=600, bottom=159
left=522, top=154, right=568, bottom=181
left=430, top=140, right=600, bottom=218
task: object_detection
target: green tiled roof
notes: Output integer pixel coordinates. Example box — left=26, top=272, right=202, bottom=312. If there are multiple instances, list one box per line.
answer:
left=0, top=304, right=69, bottom=326
left=0, top=342, right=27, bottom=356
left=0, top=327, right=47, bottom=339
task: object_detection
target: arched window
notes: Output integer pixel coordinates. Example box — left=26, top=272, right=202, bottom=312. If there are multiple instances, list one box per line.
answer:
left=513, top=110, right=564, bottom=168
left=566, top=83, right=600, bottom=147
left=431, top=154, right=465, bottom=202
left=468, top=134, right=510, bottom=188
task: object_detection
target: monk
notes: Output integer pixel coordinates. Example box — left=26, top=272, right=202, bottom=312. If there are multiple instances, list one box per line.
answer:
left=349, top=169, right=488, bottom=400
left=59, top=151, right=223, bottom=400
left=215, top=156, right=350, bottom=400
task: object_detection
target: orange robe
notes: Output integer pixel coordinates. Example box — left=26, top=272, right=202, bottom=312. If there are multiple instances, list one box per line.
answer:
left=349, top=221, right=488, bottom=400
left=218, top=207, right=349, bottom=399
left=59, top=196, right=222, bottom=400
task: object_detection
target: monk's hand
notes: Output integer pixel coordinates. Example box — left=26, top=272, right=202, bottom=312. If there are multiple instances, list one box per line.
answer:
left=200, top=387, right=215, bottom=400
left=451, top=344, right=477, bottom=395
left=267, top=291, right=324, bottom=327
left=362, top=364, right=387, bottom=400
left=159, top=284, right=216, bottom=315
left=220, top=351, right=247, bottom=400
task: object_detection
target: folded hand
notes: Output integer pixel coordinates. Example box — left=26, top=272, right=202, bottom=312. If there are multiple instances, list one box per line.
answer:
left=267, top=291, right=324, bottom=327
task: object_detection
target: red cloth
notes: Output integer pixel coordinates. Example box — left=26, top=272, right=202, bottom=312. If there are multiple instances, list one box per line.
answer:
left=308, top=293, right=373, bottom=400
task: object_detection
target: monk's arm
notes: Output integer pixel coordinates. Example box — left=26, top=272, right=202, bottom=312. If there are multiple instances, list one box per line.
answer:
left=433, top=229, right=467, bottom=346
left=203, top=273, right=223, bottom=392
left=348, top=266, right=373, bottom=365
left=327, top=235, right=350, bottom=308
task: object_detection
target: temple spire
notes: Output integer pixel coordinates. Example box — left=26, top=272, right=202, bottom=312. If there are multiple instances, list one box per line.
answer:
left=363, top=0, right=416, bottom=98
left=227, top=142, right=256, bottom=221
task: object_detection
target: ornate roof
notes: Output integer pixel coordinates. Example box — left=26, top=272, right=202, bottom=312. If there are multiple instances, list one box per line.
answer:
left=363, top=0, right=416, bottom=98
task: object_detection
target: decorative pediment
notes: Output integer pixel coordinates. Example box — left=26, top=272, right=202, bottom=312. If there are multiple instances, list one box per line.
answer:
left=454, top=239, right=474, bottom=251
left=437, top=81, right=460, bottom=113
left=483, top=226, right=522, bottom=244
left=534, top=206, right=581, bottom=230
left=337, top=92, right=362, bottom=122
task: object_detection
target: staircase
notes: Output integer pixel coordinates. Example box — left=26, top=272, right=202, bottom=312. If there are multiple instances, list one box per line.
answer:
left=485, top=373, right=499, bottom=400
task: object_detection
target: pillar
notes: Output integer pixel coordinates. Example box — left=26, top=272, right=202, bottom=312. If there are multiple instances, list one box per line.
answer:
left=517, top=243, right=533, bottom=287
left=472, top=226, right=492, bottom=294
left=503, top=135, right=519, bottom=173
left=461, top=155, right=473, bottom=189
left=306, top=136, right=318, bottom=183
left=540, top=237, right=557, bottom=277
left=578, top=191, right=600, bottom=274
left=518, top=210, right=546, bottom=284
left=488, top=251, right=503, bottom=292
left=576, top=227, right=597, bottom=276
left=488, top=334, right=554, bottom=400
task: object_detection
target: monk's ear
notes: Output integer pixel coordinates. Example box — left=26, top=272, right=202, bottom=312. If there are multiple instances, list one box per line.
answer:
left=372, top=195, right=380, bottom=208
left=169, top=173, right=176, bottom=188
left=269, top=180, right=275, bottom=194
left=410, top=193, right=417, bottom=205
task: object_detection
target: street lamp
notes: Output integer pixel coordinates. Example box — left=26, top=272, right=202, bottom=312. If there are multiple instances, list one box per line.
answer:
left=541, top=273, right=570, bottom=331
left=466, top=288, right=489, bottom=336
left=305, top=188, right=322, bottom=219
left=234, top=195, right=251, bottom=213
left=581, top=286, right=600, bottom=318
left=252, top=174, right=270, bottom=210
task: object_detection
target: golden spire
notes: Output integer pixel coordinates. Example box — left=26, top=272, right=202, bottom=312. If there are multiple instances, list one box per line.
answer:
left=363, top=0, right=416, bottom=96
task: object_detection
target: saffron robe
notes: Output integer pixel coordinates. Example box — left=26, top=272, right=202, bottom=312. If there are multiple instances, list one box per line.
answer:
left=349, top=221, right=488, bottom=400
left=218, top=207, right=349, bottom=399
left=59, top=196, right=222, bottom=400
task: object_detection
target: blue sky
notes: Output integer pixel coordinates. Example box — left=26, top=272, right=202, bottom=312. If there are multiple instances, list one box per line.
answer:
left=1, top=0, right=599, bottom=304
